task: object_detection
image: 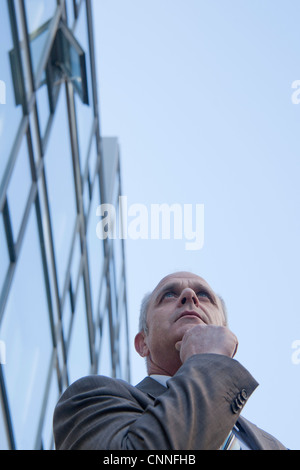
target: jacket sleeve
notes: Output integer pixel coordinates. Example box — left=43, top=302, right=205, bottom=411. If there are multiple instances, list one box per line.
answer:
left=53, top=353, right=258, bottom=450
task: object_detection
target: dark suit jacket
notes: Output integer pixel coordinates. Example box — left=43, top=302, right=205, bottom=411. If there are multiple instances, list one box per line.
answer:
left=53, top=353, right=286, bottom=450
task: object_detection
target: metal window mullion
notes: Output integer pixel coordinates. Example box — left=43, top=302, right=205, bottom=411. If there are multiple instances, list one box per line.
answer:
left=38, top=169, right=66, bottom=373
left=7, top=0, right=28, bottom=114
left=34, top=193, right=57, bottom=348
left=60, top=215, right=80, bottom=313
left=82, top=118, right=97, bottom=183
left=86, top=0, right=100, bottom=121
left=14, top=181, right=37, bottom=259
left=117, top=163, right=130, bottom=382
left=0, top=200, right=16, bottom=325
left=33, top=349, right=56, bottom=450
left=2, top=199, right=16, bottom=265
left=0, top=366, right=16, bottom=449
left=17, top=0, right=35, bottom=108
left=65, top=82, right=95, bottom=369
left=0, top=116, right=29, bottom=212
left=82, top=251, right=96, bottom=371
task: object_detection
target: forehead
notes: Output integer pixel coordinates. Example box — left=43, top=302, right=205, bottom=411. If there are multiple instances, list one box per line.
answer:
left=152, top=271, right=213, bottom=296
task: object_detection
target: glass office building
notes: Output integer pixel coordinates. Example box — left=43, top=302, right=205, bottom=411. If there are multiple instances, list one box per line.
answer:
left=0, top=0, right=130, bottom=450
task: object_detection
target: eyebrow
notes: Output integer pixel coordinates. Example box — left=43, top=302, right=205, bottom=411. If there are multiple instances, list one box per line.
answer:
left=155, top=281, right=218, bottom=305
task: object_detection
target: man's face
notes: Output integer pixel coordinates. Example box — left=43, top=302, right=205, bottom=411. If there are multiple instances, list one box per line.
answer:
left=135, top=271, right=226, bottom=376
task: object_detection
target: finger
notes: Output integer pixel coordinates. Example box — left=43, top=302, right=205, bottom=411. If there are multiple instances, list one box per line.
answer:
left=175, top=341, right=182, bottom=351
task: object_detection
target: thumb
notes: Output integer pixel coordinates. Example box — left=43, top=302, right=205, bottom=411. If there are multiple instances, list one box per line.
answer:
left=175, top=341, right=182, bottom=351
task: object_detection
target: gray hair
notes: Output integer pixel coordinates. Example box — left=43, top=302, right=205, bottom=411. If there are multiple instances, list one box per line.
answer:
left=138, top=291, right=152, bottom=334
left=138, top=291, right=228, bottom=334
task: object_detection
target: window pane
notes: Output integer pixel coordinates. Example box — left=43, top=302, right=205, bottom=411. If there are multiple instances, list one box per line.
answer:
left=113, top=195, right=124, bottom=292
left=98, top=309, right=112, bottom=376
left=65, top=0, right=76, bottom=28
left=86, top=181, right=104, bottom=318
left=44, top=88, right=77, bottom=294
left=70, top=232, right=81, bottom=290
left=109, top=259, right=117, bottom=328
left=82, top=175, right=90, bottom=216
left=35, top=78, right=50, bottom=139
left=25, top=0, right=57, bottom=34
left=29, top=110, right=41, bottom=163
left=62, top=291, right=72, bottom=344
left=24, top=0, right=57, bottom=76
left=6, top=137, right=32, bottom=242
left=74, top=5, right=94, bottom=171
left=0, top=207, right=52, bottom=450
left=37, top=179, right=59, bottom=327
left=89, top=135, right=98, bottom=179
left=67, top=278, right=91, bottom=384
left=0, top=2, right=23, bottom=184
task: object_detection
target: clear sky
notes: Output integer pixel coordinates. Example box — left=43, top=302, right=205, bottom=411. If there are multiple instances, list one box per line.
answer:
left=92, top=0, right=300, bottom=450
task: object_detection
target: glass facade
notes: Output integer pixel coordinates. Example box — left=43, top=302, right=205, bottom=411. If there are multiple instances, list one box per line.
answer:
left=0, top=0, right=130, bottom=450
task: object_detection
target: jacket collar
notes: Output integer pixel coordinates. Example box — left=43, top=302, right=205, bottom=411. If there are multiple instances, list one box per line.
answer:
left=135, top=376, right=167, bottom=399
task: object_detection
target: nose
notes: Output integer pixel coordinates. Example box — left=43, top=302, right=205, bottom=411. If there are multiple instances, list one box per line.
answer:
left=178, top=288, right=199, bottom=306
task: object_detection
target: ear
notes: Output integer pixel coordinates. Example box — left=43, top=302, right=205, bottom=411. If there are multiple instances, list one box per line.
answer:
left=134, top=331, right=150, bottom=358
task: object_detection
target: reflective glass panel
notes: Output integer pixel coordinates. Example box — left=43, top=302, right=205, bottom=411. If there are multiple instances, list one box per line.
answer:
left=73, top=5, right=94, bottom=171
left=109, top=259, right=117, bottom=327
left=82, top=175, right=90, bottom=216
left=6, top=136, right=32, bottom=242
left=29, top=110, right=41, bottom=163
left=67, top=277, right=91, bottom=384
left=0, top=206, right=52, bottom=450
left=99, top=276, right=108, bottom=321
left=25, top=0, right=57, bottom=35
left=44, top=88, right=77, bottom=294
left=37, top=179, right=59, bottom=327
left=24, top=0, right=57, bottom=76
left=35, top=77, right=50, bottom=139
left=65, top=0, right=76, bottom=28
left=62, top=291, right=72, bottom=344
left=113, top=193, right=124, bottom=292
left=86, top=180, right=104, bottom=319
left=70, top=232, right=81, bottom=291
left=0, top=2, right=23, bottom=185
left=98, top=309, right=112, bottom=377
left=88, top=135, right=98, bottom=179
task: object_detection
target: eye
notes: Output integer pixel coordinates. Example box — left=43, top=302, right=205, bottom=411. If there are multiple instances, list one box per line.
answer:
left=162, top=291, right=176, bottom=300
left=196, top=291, right=211, bottom=300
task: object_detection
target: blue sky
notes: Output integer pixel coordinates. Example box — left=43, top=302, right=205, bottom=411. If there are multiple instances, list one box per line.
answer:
left=92, top=0, right=300, bottom=449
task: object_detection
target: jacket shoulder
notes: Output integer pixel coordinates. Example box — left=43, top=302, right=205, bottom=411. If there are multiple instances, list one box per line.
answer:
left=56, top=374, right=140, bottom=404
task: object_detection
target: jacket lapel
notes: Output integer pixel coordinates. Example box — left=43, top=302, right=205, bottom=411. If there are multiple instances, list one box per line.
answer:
left=237, top=416, right=285, bottom=450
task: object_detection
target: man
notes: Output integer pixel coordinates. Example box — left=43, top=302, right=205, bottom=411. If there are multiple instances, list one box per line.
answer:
left=53, top=271, right=286, bottom=450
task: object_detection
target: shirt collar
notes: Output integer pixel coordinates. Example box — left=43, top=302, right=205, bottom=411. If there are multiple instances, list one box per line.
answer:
left=149, top=374, right=171, bottom=388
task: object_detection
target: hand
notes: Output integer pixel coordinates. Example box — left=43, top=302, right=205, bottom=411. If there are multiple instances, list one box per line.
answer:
left=175, top=324, right=238, bottom=363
